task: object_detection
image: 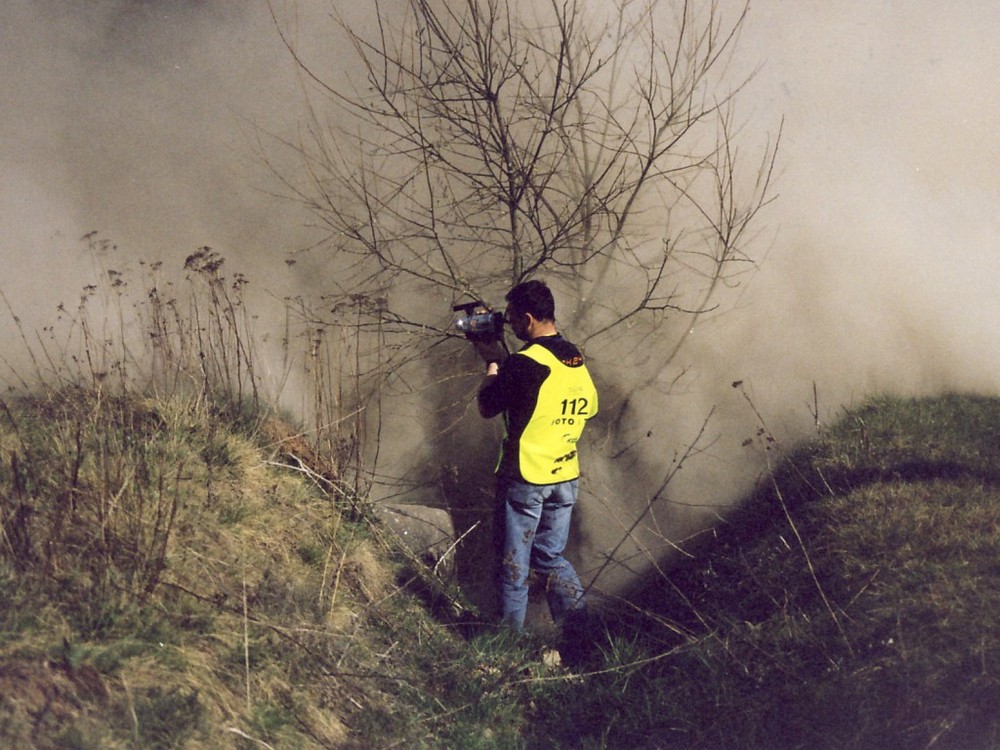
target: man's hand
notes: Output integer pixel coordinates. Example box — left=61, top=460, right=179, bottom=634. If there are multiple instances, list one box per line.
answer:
left=472, top=338, right=506, bottom=365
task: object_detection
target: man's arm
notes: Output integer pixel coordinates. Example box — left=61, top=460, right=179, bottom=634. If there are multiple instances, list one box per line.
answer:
left=477, top=361, right=502, bottom=418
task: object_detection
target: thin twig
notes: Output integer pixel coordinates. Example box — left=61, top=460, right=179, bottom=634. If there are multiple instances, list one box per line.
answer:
left=736, top=381, right=855, bottom=656
left=242, top=564, right=252, bottom=710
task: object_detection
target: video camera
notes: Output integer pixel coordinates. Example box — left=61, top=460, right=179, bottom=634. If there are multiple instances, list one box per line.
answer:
left=452, top=300, right=505, bottom=343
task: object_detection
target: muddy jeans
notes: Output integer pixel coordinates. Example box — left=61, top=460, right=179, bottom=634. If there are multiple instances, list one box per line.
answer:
left=496, top=478, right=587, bottom=630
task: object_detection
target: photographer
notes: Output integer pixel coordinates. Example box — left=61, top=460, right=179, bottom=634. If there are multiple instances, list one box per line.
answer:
left=471, top=280, right=598, bottom=655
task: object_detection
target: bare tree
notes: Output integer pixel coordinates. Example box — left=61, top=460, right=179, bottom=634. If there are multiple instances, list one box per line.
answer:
left=267, top=0, right=780, bottom=605
left=273, top=0, right=778, bottom=371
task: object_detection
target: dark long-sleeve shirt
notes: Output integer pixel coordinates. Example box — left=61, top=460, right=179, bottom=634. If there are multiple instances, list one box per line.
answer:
left=478, top=334, right=597, bottom=484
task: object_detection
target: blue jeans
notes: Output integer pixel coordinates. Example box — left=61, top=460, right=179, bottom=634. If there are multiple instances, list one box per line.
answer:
left=497, top=478, right=587, bottom=630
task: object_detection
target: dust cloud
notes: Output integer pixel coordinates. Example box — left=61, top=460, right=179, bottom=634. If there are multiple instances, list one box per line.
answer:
left=1, top=1, right=313, bottom=333
left=587, top=0, right=1000, bottom=589
left=3, top=1, right=999, bottom=601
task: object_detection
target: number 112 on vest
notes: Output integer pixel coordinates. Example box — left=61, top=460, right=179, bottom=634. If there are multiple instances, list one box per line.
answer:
left=560, top=398, right=590, bottom=416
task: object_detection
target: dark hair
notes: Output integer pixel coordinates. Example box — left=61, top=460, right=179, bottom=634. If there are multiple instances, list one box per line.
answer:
left=505, top=279, right=555, bottom=321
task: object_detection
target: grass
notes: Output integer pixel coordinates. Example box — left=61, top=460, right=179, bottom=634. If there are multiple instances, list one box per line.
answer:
left=610, top=393, right=1000, bottom=749
left=2, top=245, right=999, bottom=748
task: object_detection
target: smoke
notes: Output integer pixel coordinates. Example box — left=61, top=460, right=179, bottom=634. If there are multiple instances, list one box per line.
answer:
left=2, top=1, right=313, bottom=302
left=732, top=1, right=1000, bottom=400
left=582, top=0, right=1000, bottom=588
left=3, top=0, right=999, bottom=601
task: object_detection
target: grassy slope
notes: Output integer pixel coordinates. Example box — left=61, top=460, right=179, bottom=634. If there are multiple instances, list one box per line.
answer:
left=0, top=387, right=576, bottom=750
left=613, top=392, right=1000, bottom=750
left=2, top=391, right=1000, bottom=749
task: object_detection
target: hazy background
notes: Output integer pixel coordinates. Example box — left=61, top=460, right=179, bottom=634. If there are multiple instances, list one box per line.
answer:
left=3, top=0, right=999, bottom=595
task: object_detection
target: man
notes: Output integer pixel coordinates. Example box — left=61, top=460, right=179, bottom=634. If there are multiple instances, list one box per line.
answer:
left=473, top=280, right=599, bottom=639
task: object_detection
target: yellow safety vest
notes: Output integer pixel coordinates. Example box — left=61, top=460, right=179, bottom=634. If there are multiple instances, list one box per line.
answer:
left=512, top=344, right=598, bottom=484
